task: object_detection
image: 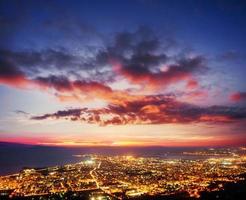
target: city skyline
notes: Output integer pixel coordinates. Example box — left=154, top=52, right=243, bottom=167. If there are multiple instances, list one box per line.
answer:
left=0, top=0, right=246, bottom=147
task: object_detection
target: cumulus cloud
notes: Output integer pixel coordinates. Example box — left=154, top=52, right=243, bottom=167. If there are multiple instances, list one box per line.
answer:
left=0, top=26, right=208, bottom=94
left=31, top=94, right=246, bottom=125
left=0, top=57, right=29, bottom=87
left=95, top=27, right=207, bottom=89
left=2, top=26, right=245, bottom=128
left=0, top=48, right=91, bottom=75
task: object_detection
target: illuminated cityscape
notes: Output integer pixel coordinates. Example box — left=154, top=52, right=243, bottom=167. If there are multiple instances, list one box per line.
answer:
left=1, top=147, right=246, bottom=199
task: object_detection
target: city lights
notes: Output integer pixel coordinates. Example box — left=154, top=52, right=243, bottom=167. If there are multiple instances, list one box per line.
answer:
left=0, top=147, right=246, bottom=199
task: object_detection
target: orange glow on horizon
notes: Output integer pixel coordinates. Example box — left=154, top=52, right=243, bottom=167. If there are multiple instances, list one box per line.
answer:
left=1, top=136, right=245, bottom=147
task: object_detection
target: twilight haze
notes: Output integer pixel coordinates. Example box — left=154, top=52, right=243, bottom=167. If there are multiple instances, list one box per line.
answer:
left=0, top=0, right=246, bottom=147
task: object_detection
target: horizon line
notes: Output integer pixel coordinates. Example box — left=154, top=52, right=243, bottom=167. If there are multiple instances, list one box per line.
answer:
left=1, top=140, right=245, bottom=149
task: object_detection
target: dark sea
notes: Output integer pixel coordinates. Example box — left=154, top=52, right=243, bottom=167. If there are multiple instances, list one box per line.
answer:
left=0, top=142, right=213, bottom=176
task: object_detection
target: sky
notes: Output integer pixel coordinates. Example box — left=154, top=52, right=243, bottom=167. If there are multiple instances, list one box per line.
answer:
left=0, top=0, right=246, bottom=147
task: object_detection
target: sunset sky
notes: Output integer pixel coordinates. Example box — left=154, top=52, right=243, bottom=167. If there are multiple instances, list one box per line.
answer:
left=0, top=0, right=246, bottom=147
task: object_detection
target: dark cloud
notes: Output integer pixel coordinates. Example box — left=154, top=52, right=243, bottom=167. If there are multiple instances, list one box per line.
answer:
left=0, top=56, right=28, bottom=86
left=32, top=108, right=86, bottom=120
left=31, top=94, right=246, bottom=125
left=0, top=56, right=23, bottom=78
left=0, top=47, right=115, bottom=83
left=116, top=56, right=206, bottom=89
left=0, top=27, right=206, bottom=91
left=34, top=75, right=112, bottom=93
left=96, top=27, right=168, bottom=66
left=15, top=110, right=29, bottom=115
left=95, top=27, right=206, bottom=88
left=31, top=74, right=117, bottom=103
left=0, top=48, right=83, bottom=74
left=35, top=75, right=72, bottom=91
